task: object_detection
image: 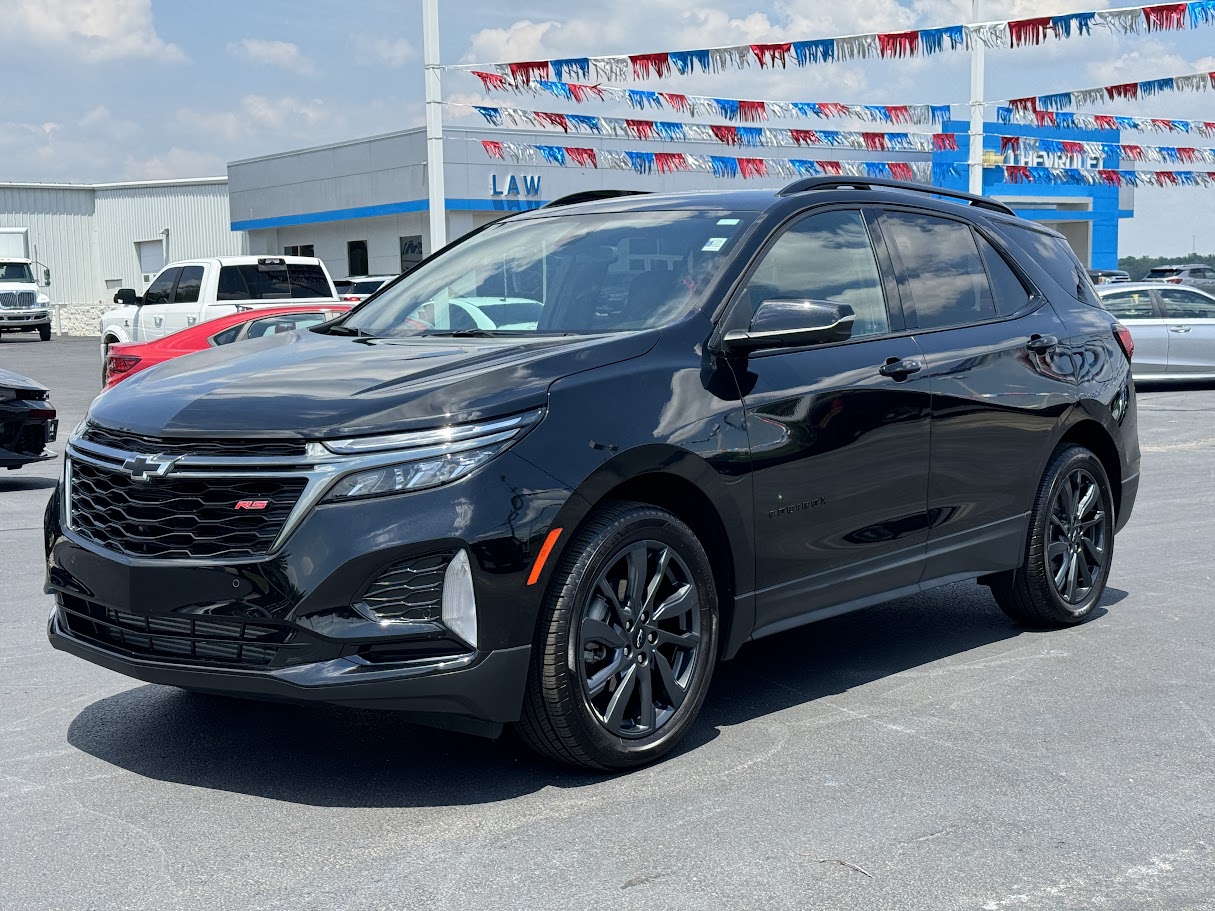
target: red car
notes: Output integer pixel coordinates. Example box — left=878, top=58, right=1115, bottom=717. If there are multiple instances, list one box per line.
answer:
left=104, top=305, right=351, bottom=387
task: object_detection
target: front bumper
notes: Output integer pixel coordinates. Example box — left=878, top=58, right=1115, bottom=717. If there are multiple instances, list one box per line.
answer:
left=0, top=310, right=50, bottom=329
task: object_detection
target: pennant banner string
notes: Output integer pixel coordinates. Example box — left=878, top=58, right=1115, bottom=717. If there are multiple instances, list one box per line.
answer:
left=998, top=106, right=1215, bottom=137
left=450, top=3, right=1211, bottom=83
left=465, top=74, right=953, bottom=126
left=1001, top=69, right=1215, bottom=112
left=992, top=133, right=1215, bottom=163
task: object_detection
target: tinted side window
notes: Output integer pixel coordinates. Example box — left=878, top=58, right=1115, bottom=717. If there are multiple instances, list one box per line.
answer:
left=976, top=234, right=1031, bottom=316
left=882, top=212, right=995, bottom=330
left=210, top=324, right=243, bottom=346
left=1159, top=288, right=1215, bottom=318
left=287, top=263, right=332, bottom=298
left=1101, top=290, right=1156, bottom=320
left=246, top=313, right=327, bottom=337
left=744, top=209, right=889, bottom=337
left=173, top=266, right=204, bottom=304
left=1001, top=225, right=1101, bottom=306
left=143, top=267, right=181, bottom=305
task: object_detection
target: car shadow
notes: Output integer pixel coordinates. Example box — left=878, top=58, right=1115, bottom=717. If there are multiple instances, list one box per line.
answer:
left=65, top=582, right=1118, bottom=807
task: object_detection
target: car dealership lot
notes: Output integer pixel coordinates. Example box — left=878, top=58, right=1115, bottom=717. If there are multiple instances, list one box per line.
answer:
left=2, top=334, right=1214, bottom=910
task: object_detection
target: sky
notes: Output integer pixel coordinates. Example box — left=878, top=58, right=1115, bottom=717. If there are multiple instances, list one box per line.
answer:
left=3, top=0, right=1215, bottom=256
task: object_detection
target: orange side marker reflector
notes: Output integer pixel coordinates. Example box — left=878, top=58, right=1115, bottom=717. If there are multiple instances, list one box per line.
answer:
left=527, top=527, right=563, bottom=586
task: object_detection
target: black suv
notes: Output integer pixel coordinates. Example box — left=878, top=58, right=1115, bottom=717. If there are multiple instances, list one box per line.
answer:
left=45, top=178, right=1139, bottom=770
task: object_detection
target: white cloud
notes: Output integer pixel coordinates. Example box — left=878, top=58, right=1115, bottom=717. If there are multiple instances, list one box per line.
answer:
left=176, top=95, right=341, bottom=144
left=226, top=38, right=315, bottom=75
left=361, top=37, right=417, bottom=68
left=0, top=0, right=184, bottom=62
left=123, top=147, right=226, bottom=180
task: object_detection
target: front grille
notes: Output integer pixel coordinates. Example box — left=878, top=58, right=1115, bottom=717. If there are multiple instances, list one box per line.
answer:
left=59, top=594, right=292, bottom=668
left=81, top=424, right=307, bottom=458
left=360, top=552, right=454, bottom=622
left=69, top=459, right=307, bottom=559
left=0, top=290, right=36, bottom=309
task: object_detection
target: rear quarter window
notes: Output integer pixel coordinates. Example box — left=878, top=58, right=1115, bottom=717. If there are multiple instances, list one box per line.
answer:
left=1001, top=224, right=1102, bottom=308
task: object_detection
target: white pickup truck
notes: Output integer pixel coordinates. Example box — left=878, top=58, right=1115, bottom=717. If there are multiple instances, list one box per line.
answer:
left=0, top=257, right=53, bottom=341
left=100, top=255, right=339, bottom=355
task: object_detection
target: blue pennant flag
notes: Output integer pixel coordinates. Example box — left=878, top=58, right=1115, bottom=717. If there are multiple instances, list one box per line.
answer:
left=791, top=102, right=822, bottom=118
left=737, top=127, right=764, bottom=147
left=1176, top=170, right=1199, bottom=185
left=536, top=145, right=567, bottom=166
left=551, top=58, right=590, bottom=81
left=1101, top=143, right=1121, bottom=158
left=1172, top=120, right=1192, bottom=133
left=930, top=105, right=951, bottom=125
left=626, top=151, right=655, bottom=174
left=996, top=106, right=1014, bottom=124
left=670, top=49, right=712, bottom=74
left=1161, top=146, right=1182, bottom=163
left=1040, top=139, right=1064, bottom=154
left=818, top=131, right=842, bottom=146
left=474, top=106, right=503, bottom=126
left=713, top=99, right=741, bottom=120
left=862, top=105, right=892, bottom=122
left=887, top=132, right=912, bottom=149
left=627, top=90, right=663, bottom=110
left=1039, top=93, right=1073, bottom=111
left=1114, top=116, right=1138, bottom=131
left=536, top=80, right=573, bottom=101
left=792, top=39, right=835, bottom=65
left=1055, top=112, right=1077, bottom=130
left=865, top=162, right=892, bottom=178
left=1190, top=0, right=1215, bottom=27
left=790, top=160, right=822, bottom=176
left=654, top=121, right=686, bottom=141
left=933, top=163, right=964, bottom=182
left=1061, top=168, right=1086, bottom=185
left=1028, top=167, right=1053, bottom=184
left=568, top=115, right=602, bottom=133
left=1050, top=13, right=1094, bottom=37
left=710, top=156, right=739, bottom=178
left=1139, top=78, right=1175, bottom=96
left=920, top=25, right=965, bottom=54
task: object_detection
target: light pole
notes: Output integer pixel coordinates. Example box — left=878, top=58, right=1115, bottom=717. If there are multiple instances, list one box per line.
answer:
left=422, top=0, right=447, bottom=252
left=968, top=0, right=985, bottom=195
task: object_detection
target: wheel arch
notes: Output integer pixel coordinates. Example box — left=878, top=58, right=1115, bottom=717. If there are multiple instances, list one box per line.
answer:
left=1056, top=419, right=1123, bottom=521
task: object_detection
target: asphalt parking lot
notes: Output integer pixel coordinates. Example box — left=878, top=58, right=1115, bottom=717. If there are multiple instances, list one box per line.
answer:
left=2, top=334, right=1214, bottom=911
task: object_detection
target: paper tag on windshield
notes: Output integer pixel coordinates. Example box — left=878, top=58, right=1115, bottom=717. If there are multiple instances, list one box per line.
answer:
left=717, top=218, right=740, bottom=225
left=702, top=237, right=728, bottom=252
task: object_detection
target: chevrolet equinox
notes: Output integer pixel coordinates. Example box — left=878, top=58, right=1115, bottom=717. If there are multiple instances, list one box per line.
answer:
left=46, top=177, right=1140, bottom=770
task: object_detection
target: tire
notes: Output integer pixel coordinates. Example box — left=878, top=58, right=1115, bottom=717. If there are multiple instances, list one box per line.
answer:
left=38, top=324, right=51, bottom=341
left=988, top=445, right=1115, bottom=627
left=516, top=501, right=719, bottom=770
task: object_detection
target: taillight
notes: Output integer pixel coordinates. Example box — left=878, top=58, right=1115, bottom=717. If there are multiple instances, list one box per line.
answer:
left=1113, top=323, right=1134, bottom=361
left=341, top=295, right=361, bottom=302
left=1166, top=277, right=1183, bottom=284
left=106, top=355, right=142, bottom=383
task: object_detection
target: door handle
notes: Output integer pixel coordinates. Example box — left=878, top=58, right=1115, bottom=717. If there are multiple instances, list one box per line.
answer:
left=153, top=315, right=164, bottom=327
left=1169, top=325, right=1192, bottom=333
left=879, top=357, right=922, bottom=378
left=1026, top=334, right=1058, bottom=352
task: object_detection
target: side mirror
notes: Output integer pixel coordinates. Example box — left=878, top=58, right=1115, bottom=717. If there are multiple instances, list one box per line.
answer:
left=42, top=267, right=51, bottom=287
left=113, top=288, right=140, bottom=306
left=721, top=300, right=855, bottom=354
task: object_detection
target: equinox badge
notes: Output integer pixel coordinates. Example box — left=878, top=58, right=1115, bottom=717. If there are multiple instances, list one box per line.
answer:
left=121, top=453, right=182, bottom=482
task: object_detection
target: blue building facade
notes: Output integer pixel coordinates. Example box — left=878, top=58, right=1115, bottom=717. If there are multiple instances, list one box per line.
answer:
left=934, top=119, right=1134, bottom=269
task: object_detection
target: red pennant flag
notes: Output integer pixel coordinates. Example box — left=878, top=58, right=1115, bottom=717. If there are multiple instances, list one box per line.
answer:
left=1098, top=169, right=1122, bottom=185
left=889, top=162, right=914, bottom=181
left=862, top=133, right=888, bottom=151
left=630, top=53, right=672, bottom=79
left=481, top=140, right=504, bottom=159
left=1034, top=110, right=1058, bottom=127
left=536, top=112, right=570, bottom=131
left=1151, top=118, right=1178, bottom=132
left=878, top=30, right=920, bottom=58
left=1000, top=136, right=1021, bottom=153
left=1005, top=165, right=1032, bottom=183
left=819, top=160, right=844, bottom=175
left=818, top=102, right=850, bottom=118
left=1008, top=17, right=1052, bottom=47
left=1106, top=83, right=1139, bottom=101
left=625, top=119, right=656, bottom=140
left=790, top=129, right=820, bottom=146
left=751, top=43, right=793, bottom=68
left=1143, top=3, right=1187, bottom=31
left=886, top=105, right=912, bottom=124
left=1122, top=145, right=1145, bottom=161
left=472, top=71, right=509, bottom=92
left=567, top=83, right=606, bottom=103
left=567, top=147, right=597, bottom=168
left=738, top=101, right=768, bottom=122
left=508, top=61, right=551, bottom=84
left=655, top=152, right=691, bottom=173
left=1178, top=147, right=1201, bottom=163
left=1094, top=115, right=1118, bottom=130
left=1010, top=96, right=1038, bottom=113
left=1155, top=170, right=1181, bottom=185
left=738, top=158, right=768, bottom=179
left=1061, top=141, right=1084, bottom=156
left=933, top=133, right=958, bottom=151
left=711, top=124, right=741, bottom=145
left=660, top=93, right=691, bottom=113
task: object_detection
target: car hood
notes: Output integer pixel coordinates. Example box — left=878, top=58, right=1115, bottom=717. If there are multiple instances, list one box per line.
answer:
left=0, top=368, right=48, bottom=394
left=87, top=329, right=657, bottom=439
left=0, top=282, right=38, bottom=292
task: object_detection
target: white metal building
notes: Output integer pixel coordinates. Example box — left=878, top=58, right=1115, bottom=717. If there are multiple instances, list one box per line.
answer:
left=0, top=178, right=244, bottom=333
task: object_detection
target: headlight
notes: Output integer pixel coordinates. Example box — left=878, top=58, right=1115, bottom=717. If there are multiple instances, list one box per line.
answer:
left=0, top=388, right=14, bottom=402
left=36, top=294, right=50, bottom=305
left=320, top=408, right=543, bottom=502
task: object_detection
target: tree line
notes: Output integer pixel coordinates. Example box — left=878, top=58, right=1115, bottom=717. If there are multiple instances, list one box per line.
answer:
left=1117, top=253, right=1215, bottom=280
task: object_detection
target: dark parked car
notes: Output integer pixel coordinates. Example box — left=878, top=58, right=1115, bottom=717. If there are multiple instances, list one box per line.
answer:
left=1, top=368, right=57, bottom=469
left=45, top=178, right=1139, bottom=770
left=1143, top=263, right=1215, bottom=288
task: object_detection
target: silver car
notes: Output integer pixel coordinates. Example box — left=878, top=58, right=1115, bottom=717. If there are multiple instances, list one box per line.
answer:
left=1097, top=282, right=1215, bottom=380
left=1143, top=263, right=1215, bottom=289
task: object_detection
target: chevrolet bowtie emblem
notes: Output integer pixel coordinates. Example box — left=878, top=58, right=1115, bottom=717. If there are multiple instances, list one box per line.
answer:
left=122, top=453, right=182, bottom=481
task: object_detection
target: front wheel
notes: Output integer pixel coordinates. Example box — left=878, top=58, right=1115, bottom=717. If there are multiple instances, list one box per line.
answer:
left=987, top=445, right=1115, bottom=626
left=38, top=324, right=51, bottom=341
left=516, top=501, right=719, bottom=770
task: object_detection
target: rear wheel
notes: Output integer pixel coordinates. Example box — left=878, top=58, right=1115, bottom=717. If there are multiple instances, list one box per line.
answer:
left=988, top=445, right=1115, bottom=626
left=516, top=501, right=718, bottom=770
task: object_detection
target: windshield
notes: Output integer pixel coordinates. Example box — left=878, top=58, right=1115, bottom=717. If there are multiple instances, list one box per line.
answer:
left=339, top=210, right=755, bottom=337
left=0, top=263, right=34, bottom=283
left=1148, top=267, right=1182, bottom=276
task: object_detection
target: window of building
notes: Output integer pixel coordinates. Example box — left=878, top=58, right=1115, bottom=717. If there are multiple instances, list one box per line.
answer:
left=741, top=209, right=889, bottom=337
left=882, top=212, right=997, bottom=330
left=399, top=236, right=423, bottom=273
left=347, top=240, right=369, bottom=276
left=283, top=244, right=315, bottom=257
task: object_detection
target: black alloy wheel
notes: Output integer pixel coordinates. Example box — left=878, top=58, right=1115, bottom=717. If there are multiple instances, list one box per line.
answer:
left=988, top=445, right=1115, bottom=626
left=517, top=501, right=718, bottom=770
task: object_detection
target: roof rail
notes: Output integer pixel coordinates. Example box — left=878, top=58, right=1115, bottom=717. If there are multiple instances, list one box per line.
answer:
left=542, top=189, right=651, bottom=209
left=776, top=176, right=1016, bottom=216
